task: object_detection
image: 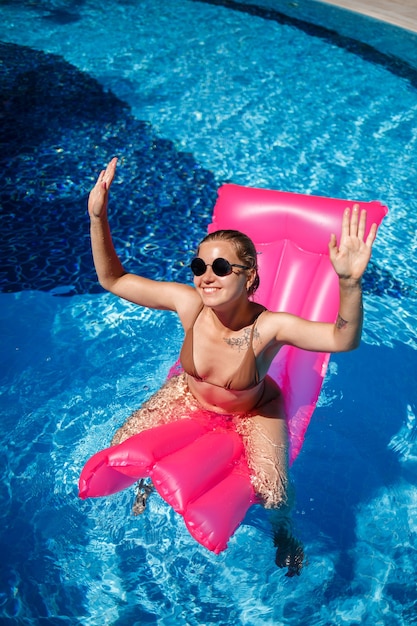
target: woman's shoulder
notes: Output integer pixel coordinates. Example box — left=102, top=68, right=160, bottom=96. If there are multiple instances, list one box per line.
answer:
left=176, top=289, right=203, bottom=327
left=255, top=308, right=288, bottom=341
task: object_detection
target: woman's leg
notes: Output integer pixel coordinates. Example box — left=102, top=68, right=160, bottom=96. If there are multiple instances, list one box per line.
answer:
left=236, top=378, right=304, bottom=575
left=110, top=373, right=196, bottom=514
left=236, top=377, right=289, bottom=508
left=111, top=373, right=194, bottom=445
left=244, top=412, right=290, bottom=509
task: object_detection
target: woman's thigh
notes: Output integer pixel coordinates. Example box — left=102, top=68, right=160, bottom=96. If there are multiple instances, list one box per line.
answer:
left=236, top=379, right=290, bottom=508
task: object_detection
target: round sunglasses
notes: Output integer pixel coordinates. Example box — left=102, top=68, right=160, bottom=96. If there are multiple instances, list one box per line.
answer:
left=190, top=257, right=251, bottom=277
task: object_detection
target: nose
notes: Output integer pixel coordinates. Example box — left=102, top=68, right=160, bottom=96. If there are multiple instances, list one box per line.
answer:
left=201, top=265, right=216, bottom=280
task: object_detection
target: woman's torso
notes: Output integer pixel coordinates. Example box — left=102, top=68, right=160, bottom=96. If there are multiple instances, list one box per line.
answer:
left=180, top=303, right=281, bottom=414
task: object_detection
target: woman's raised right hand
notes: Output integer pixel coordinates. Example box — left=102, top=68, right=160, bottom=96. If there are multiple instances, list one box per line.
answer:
left=88, top=157, right=118, bottom=219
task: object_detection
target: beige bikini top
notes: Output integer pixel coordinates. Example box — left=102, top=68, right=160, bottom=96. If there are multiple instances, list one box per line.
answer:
left=180, top=305, right=264, bottom=391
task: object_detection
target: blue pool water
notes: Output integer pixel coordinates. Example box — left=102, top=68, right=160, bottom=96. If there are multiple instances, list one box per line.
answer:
left=1, top=0, right=417, bottom=623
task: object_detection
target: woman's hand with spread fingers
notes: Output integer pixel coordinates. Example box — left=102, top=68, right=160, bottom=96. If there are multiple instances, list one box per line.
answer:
left=328, top=204, right=378, bottom=283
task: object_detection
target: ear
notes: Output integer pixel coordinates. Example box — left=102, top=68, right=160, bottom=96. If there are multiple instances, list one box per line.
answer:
left=246, top=268, right=256, bottom=292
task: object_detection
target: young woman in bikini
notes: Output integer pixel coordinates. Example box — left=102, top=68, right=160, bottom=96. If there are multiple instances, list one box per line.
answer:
left=88, top=157, right=378, bottom=575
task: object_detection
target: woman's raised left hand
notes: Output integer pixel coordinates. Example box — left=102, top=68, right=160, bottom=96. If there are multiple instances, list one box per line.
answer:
left=328, top=204, right=378, bottom=282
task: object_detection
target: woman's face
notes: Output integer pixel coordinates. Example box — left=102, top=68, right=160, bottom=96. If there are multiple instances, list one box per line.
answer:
left=193, top=240, right=254, bottom=308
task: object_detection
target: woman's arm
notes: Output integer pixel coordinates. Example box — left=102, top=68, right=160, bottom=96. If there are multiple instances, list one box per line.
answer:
left=328, top=203, right=377, bottom=351
left=88, top=158, right=124, bottom=291
left=272, top=204, right=377, bottom=353
left=88, top=158, right=196, bottom=312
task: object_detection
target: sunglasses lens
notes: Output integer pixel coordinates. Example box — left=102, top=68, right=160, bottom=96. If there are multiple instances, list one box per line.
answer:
left=190, top=257, right=234, bottom=277
left=212, top=258, right=232, bottom=276
left=190, top=258, right=206, bottom=276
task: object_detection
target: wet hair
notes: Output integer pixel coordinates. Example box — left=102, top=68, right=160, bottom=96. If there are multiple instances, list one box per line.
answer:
left=198, top=229, right=260, bottom=296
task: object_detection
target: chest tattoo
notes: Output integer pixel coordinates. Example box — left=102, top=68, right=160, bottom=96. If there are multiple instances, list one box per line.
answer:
left=223, top=326, right=259, bottom=351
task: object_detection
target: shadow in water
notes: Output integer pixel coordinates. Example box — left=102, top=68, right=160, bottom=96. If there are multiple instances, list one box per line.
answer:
left=0, top=40, right=404, bottom=299
left=0, top=41, right=218, bottom=295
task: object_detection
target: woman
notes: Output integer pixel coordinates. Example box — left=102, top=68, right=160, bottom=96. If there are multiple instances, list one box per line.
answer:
left=88, top=157, right=378, bottom=575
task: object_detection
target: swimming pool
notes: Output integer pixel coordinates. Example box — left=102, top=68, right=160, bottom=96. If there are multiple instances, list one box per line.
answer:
left=1, top=0, right=417, bottom=623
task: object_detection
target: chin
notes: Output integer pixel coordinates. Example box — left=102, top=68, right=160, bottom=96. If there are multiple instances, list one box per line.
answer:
left=201, top=293, right=224, bottom=307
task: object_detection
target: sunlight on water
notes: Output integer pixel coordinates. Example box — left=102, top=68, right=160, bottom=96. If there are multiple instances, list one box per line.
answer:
left=1, top=0, right=417, bottom=623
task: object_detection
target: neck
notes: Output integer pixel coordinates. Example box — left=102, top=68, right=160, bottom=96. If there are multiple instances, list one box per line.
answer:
left=207, top=299, right=258, bottom=332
